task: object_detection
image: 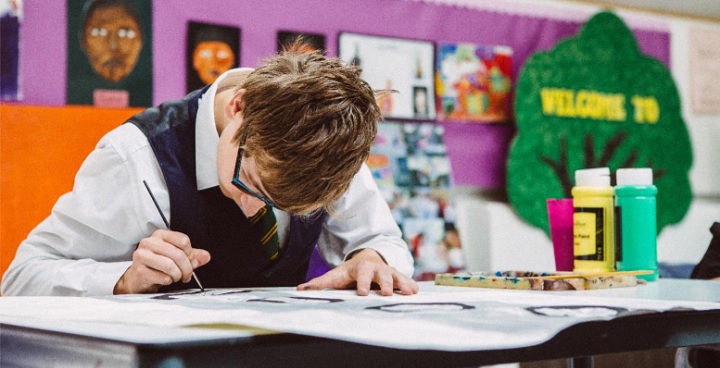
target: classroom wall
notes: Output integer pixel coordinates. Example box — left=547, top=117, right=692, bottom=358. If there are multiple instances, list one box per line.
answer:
left=4, top=0, right=720, bottom=274
left=17, top=0, right=670, bottom=189
left=661, top=17, right=720, bottom=265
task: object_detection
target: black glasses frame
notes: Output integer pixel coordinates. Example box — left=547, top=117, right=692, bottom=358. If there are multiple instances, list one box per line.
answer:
left=231, top=129, right=278, bottom=209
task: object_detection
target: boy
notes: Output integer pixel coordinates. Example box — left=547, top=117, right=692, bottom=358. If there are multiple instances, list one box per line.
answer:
left=2, top=46, right=418, bottom=297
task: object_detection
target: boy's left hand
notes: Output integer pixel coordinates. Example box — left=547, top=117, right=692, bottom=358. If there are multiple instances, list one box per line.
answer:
left=297, top=249, right=419, bottom=296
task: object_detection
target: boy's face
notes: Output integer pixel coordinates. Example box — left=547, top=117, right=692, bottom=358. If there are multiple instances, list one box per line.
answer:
left=217, top=92, right=274, bottom=218
left=82, top=6, right=142, bottom=83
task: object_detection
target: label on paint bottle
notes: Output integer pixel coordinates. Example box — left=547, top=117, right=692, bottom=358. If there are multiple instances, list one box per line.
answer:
left=574, top=207, right=604, bottom=260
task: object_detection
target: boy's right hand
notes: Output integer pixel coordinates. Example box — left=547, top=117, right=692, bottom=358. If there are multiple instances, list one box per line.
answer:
left=113, top=229, right=211, bottom=294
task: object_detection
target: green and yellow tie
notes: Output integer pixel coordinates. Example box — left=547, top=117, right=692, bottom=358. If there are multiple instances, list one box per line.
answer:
left=250, top=205, right=280, bottom=261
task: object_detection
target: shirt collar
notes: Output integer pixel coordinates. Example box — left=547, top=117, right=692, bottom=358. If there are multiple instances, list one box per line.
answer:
left=195, top=68, right=254, bottom=190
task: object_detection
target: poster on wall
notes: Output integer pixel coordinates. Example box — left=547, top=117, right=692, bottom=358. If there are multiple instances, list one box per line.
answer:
left=1, top=0, right=21, bottom=101
left=436, top=42, right=513, bottom=123
left=367, top=122, right=463, bottom=281
left=67, top=0, right=153, bottom=107
left=507, top=11, right=692, bottom=236
left=338, top=33, right=436, bottom=121
left=688, top=27, right=720, bottom=115
left=277, top=30, right=325, bottom=54
left=186, top=21, right=240, bottom=94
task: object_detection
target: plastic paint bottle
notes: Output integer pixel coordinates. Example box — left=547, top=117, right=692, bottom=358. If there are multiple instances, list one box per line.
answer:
left=615, top=168, right=658, bottom=281
left=572, top=167, right=615, bottom=273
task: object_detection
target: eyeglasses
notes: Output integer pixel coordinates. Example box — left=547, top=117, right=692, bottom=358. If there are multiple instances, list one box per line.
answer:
left=231, top=129, right=278, bottom=209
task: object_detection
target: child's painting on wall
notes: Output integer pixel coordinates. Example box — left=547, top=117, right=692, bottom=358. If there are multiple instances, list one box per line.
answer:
left=436, top=42, right=513, bottom=123
left=186, top=21, right=240, bottom=93
left=67, top=0, right=153, bottom=107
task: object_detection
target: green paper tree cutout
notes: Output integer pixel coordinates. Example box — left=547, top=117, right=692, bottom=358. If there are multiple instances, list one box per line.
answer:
left=507, top=11, right=692, bottom=236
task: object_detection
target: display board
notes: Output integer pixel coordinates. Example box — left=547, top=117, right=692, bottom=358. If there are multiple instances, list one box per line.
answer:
left=507, top=11, right=692, bottom=234
left=338, top=33, right=436, bottom=121
left=368, top=122, right=463, bottom=280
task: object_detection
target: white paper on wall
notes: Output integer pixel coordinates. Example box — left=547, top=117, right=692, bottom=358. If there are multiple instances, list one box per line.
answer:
left=689, top=27, right=720, bottom=115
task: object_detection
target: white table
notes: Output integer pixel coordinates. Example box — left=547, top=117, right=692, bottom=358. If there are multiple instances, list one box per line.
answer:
left=1, top=279, right=719, bottom=367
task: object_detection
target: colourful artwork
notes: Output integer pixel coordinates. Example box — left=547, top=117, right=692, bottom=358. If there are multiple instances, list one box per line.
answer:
left=67, top=0, right=153, bottom=107
left=436, top=42, right=513, bottom=123
left=0, top=0, right=21, bottom=101
left=368, top=122, right=463, bottom=280
left=186, top=21, right=240, bottom=93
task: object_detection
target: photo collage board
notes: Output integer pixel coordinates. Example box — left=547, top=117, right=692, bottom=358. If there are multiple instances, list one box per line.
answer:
left=368, top=122, right=463, bottom=280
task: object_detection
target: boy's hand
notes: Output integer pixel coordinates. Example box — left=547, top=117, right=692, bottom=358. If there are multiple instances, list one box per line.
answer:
left=113, top=229, right=211, bottom=294
left=297, top=248, right=419, bottom=296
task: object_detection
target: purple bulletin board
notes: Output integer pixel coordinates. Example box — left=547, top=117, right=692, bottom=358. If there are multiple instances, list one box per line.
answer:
left=16, top=0, right=669, bottom=188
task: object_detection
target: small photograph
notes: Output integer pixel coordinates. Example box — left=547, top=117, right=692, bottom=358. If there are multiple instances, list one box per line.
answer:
left=436, top=42, right=513, bottom=123
left=338, top=33, right=436, bottom=121
left=413, top=86, right=430, bottom=119
left=186, top=21, right=240, bottom=93
left=67, top=0, right=153, bottom=107
left=277, top=30, right=326, bottom=54
left=368, top=122, right=464, bottom=281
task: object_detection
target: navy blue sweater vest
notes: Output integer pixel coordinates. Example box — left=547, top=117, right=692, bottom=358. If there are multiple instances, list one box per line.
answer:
left=127, top=89, right=326, bottom=291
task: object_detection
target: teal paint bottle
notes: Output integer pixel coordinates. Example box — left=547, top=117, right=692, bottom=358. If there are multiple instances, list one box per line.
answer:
left=615, top=168, right=658, bottom=281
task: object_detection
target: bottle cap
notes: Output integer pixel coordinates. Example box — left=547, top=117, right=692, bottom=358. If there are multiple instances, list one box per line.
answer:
left=616, top=168, right=653, bottom=186
left=575, top=167, right=610, bottom=187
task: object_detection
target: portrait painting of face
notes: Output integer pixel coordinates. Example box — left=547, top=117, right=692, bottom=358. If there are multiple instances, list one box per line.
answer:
left=193, top=40, right=235, bottom=85
left=81, top=0, right=143, bottom=83
left=186, top=21, right=240, bottom=93
left=67, top=0, right=152, bottom=107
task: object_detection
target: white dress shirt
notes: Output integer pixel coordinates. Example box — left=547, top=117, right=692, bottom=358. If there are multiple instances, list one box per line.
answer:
left=1, top=70, right=413, bottom=296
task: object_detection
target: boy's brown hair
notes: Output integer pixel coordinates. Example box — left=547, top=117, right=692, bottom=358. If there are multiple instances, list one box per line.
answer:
left=235, top=45, right=381, bottom=215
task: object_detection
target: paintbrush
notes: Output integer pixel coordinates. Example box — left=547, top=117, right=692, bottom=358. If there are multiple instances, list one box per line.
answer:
left=142, top=180, right=205, bottom=292
left=536, top=270, right=652, bottom=280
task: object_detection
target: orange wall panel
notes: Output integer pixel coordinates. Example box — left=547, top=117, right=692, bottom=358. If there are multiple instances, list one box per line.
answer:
left=0, top=105, right=143, bottom=283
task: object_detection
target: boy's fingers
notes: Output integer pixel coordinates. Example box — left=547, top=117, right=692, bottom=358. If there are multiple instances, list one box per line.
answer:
left=297, top=273, right=333, bottom=290
left=374, top=270, right=394, bottom=296
left=189, top=249, right=211, bottom=268
left=394, top=272, right=420, bottom=295
left=353, top=265, right=376, bottom=296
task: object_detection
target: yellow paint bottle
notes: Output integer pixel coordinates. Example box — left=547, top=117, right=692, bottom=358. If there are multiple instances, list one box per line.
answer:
left=572, top=167, right=615, bottom=273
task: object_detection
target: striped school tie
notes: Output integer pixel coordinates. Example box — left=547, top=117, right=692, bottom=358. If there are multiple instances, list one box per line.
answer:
left=249, top=205, right=280, bottom=261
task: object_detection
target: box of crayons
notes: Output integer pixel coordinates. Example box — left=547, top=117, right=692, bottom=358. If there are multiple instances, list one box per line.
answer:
left=434, top=271, right=648, bottom=291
